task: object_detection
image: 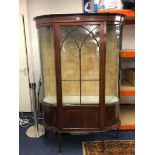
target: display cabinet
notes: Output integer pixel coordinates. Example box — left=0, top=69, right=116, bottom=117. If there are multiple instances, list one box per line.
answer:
left=34, top=13, right=124, bottom=140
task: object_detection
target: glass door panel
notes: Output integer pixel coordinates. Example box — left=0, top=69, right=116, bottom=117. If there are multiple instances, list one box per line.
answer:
left=60, top=25, right=100, bottom=105
left=81, top=25, right=100, bottom=104
left=62, top=81, right=80, bottom=105
left=81, top=44, right=99, bottom=80
left=61, top=36, right=80, bottom=80
left=38, top=26, right=57, bottom=105
left=61, top=26, right=80, bottom=105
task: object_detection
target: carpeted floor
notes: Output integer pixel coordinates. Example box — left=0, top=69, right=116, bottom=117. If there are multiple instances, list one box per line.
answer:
left=83, top=140, right=135, bottom=155
left=19, top=113, right=135, bottom=155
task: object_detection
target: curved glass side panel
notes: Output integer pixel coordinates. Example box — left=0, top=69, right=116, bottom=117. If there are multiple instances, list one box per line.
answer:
left=38, top=26, right=57, bottom=105
left=105, top=24, right=121, bottom=105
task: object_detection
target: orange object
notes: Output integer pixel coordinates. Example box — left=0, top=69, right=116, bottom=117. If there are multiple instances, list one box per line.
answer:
left=97, top=9, right=135, bottom=17
left=120, top=89, right=135, bottom=96
left=121, top=50, right=135, bottom=58
left=119, top=124, right=135, bottom=130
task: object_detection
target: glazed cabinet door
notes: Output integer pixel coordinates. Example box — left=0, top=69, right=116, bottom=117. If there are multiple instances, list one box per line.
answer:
left=57, top=23, right=106, bottom=130
left=60, top=25, right=101, bottom=105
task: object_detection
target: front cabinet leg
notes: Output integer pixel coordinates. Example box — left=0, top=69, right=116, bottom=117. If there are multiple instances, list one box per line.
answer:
left=115, top=130, right=119, bottom=138
left=44, top=128, right=48, bottom=138
left=58, top=133, right=63, bottom=153
left=112, top=128, right=119, bottom=138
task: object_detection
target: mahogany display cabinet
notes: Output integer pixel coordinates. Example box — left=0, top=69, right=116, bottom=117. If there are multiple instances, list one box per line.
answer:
left=34, top=13, right=124, bottom=147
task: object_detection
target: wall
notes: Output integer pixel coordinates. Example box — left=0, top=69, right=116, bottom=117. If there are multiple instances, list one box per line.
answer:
left=19, top=0, right=33, bottom=82
left=19, top=0, right=34, bottom=111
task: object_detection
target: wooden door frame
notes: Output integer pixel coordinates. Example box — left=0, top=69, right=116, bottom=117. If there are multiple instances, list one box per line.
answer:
left=53, top=21, right=107, bottom=131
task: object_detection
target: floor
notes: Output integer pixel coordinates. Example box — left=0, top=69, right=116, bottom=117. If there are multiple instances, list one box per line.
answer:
left=19, top=113, right=135, bottom=155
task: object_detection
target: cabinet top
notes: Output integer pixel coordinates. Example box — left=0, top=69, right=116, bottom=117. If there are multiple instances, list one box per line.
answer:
left=34, top=13, right=124, bottom=20
left=34, top=13, right=125, bottom=28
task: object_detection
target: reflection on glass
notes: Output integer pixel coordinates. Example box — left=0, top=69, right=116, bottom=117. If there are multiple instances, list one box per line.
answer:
left=105, top=25, right=121, bottom=104
left=38, top=26, right=57, bottom=105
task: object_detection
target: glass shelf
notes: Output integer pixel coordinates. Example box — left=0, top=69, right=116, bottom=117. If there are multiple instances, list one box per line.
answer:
left=43, top=96, right=118, bottom=105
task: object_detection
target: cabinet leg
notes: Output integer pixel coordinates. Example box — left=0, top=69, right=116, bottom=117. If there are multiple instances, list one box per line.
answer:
left=116, top=128, right=119, bottom=138
left=112, top=129, right=119, bottom=138
left=58, top=133, right=63, bottom=153
left=44, top=128, right=48, bottom=138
